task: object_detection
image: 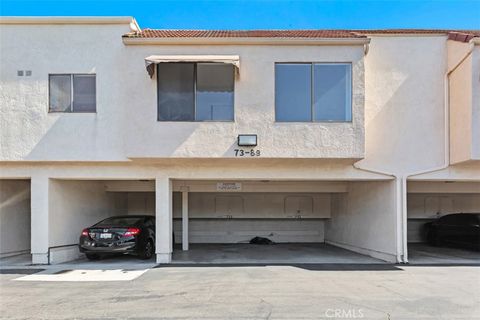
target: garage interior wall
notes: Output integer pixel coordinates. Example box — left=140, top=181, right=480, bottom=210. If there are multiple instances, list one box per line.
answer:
left=172, top=192, right=330, bottom=243
left=48, top=180, right=121, bottom=248
left=407, top=193, right=480, bottom=242
left=0, top=180, right=31, bottom=257
left=324, top=181, right=397, bottom=262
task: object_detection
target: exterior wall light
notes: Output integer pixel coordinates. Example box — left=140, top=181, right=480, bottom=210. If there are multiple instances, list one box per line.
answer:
left=237, top=134, right=257, bottom=147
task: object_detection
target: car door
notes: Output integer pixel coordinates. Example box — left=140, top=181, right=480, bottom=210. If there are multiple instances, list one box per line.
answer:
left=437, top=215, right=457, bottom=243
left=458, top=214, right=480, bottom=247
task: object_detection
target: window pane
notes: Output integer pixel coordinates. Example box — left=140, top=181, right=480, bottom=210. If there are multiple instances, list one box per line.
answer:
left=49, top=75, right=71, bottom=112
left=157, top=63, right=195, bottom=121
left=73, top=75, right=96, bottom=112
left=196, top=63, right=234, bottom=121
left=313, top=64, right=351, bottom=122
left=275, top=64, right=312, bottom=122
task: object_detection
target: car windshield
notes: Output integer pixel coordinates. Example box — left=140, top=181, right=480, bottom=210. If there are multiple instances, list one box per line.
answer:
left=95, top=217, right=143, bottom=227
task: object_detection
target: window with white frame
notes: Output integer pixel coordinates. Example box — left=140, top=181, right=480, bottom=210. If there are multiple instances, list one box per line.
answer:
left=157, top=63, right=234, bottom=121
left=49, top=74, right=96, bottom=113
left=275, top=63, right=352, bottom=122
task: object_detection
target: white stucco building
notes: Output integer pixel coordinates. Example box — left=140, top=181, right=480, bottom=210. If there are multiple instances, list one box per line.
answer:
left=0, top=17, right=479, bottom=265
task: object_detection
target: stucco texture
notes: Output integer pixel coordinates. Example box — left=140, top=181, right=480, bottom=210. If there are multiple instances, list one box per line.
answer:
left=0, top=24, right=365, bottom=161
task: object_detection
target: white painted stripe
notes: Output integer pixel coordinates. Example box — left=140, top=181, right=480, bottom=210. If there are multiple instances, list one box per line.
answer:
left=14, top=269, right=149, bottom=282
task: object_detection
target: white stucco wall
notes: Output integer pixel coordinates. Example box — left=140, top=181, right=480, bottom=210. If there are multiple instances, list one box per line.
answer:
left=361, top=36, right=447, bottom=174
left=0, top=24, right=132, bottom=161
left=123, top=44, right=365, bottom=159
left=325, top=181, right=397, bottom=262
left=447, top=41, right=480, bottom=163
left=0, top=23, right=365, bottom=161
left=471, top=46, right=480, bottom=160
left=449, top=53, right=473, bottom=164
left=0, top=180, right=31, bottom=256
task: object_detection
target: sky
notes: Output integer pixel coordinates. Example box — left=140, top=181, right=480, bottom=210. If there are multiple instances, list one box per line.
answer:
left=1, top=0, right=479, bottom=30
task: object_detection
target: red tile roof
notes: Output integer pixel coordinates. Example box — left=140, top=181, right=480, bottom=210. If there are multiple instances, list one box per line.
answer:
left=123, top=29, right=480, bottom=43
left=123, top=29, right=367, bottom=39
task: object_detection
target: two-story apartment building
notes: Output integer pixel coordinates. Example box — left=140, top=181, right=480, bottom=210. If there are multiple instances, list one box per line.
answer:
left=0, top=17, right=479, bottom=265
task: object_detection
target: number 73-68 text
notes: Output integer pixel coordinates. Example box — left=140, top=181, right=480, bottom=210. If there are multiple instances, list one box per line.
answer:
left=234, top=149, right=261, bottom=157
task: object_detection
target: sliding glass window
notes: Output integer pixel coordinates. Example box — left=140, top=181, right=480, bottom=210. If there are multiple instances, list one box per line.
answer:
left=157, top=63, right=234, bottom=121
left=275, top=63, right=352, bottom=122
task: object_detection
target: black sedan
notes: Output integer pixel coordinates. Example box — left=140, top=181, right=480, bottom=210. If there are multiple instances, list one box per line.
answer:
left=79, top=215, right=155, bottom=260
left=425, top=213, right=480, bottom=250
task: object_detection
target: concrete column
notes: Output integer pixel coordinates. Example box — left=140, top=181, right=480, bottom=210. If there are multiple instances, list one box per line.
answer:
left=182, top=190, right=189, bottom=251
left=155, top=177, right=172, bottom=263
left=30, top=175, right=49, bottom=264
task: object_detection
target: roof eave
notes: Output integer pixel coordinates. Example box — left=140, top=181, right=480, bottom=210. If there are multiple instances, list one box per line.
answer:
left=122, top=37, right=370, bottom=46
left=0, top=16, right=135, bottom=25
left=471, top=37, right=480, bottom=45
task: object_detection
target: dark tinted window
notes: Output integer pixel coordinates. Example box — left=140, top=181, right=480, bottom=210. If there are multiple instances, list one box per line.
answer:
left=196, top=63, right=234, bottom=121
left=73, top=75, right=96, bottom=112
left=95, top=217, right=143, bottom=226
left=157, top=63, right=234, bottom=121
left=157, top=63, right=195, bottom=121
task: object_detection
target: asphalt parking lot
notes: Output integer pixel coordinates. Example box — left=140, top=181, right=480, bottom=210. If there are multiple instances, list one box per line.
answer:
left=1, top=264, right=479, bottom=320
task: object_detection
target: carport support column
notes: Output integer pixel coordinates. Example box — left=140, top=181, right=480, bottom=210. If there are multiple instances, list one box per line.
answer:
left=31, top=175, right=49, bottom=264
left=156, top=177, right=173, bottom=263
left=181, top=188, right=189, bottom=251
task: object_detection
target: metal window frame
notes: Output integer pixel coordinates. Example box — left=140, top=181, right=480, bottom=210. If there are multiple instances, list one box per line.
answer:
left=48, top=73, right=96, bottom=113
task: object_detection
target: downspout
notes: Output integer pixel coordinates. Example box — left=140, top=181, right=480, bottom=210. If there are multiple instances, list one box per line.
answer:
left=402, top=39, right=475, bottom=263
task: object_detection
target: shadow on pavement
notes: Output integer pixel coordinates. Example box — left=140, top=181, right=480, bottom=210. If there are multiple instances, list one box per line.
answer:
left=155, top=263, right=403, bottom=271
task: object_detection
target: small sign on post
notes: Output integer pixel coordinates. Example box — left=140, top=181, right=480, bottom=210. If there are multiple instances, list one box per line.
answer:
left=216, top=182, right=242, bottom=191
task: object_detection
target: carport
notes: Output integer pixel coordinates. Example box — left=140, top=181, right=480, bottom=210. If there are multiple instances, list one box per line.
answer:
left=0, top=179, right=31, bottom=264
left=407, top=181, right=480, bottom=264
left=34, top=179, right=156, bottom=265
left=166, top=179, right=397, bottom=264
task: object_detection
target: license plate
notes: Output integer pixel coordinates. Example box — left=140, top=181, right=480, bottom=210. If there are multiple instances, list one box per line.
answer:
left=100, top=233, right=112, bottom=239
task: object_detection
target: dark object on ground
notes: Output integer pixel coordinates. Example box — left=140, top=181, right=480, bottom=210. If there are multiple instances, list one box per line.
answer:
left=250, top=236, right=275, bottom=245
left=425, top=213, right=480, bottom=251
left=79, top=215, right=156, bottom=260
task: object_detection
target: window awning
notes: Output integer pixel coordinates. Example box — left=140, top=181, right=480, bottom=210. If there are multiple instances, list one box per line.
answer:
left=144, top=55, right=240, bottom=78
